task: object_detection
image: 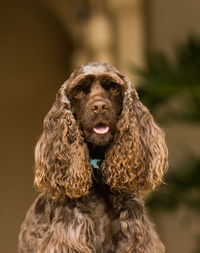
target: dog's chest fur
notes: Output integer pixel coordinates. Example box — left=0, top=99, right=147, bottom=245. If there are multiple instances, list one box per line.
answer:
left=32, top=190, right=121, bottom=252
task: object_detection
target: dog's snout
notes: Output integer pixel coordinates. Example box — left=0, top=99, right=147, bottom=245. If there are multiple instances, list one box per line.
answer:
left=91, top=100, right=109, bottom=115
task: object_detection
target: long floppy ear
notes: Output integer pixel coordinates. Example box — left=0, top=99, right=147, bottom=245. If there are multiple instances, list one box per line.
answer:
left=103, top=76, right=168, bottom=196
left=34, top=81, right=93, bottom=201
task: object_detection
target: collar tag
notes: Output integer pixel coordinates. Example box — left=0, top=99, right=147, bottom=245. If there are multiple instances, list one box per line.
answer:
left=90, top=159, right=101, bottom=169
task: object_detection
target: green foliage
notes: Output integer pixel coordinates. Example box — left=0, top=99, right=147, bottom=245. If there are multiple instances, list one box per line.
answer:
left=133, top=36, right=200, bottom=121
left=133, top=36, right=200, bottom=211
left=132, top=35, right=200, bottom=252
left=146, top=155, right=200, bottom=211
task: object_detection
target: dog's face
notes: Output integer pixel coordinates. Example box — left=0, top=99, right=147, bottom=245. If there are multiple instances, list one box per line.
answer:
left=67, top=69, right=125, bottom=146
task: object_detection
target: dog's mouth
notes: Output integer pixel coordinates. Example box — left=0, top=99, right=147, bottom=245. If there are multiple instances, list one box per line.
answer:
left=83, top=121, right=114, bottom=146
left=93, top=123, right=110, bottom=135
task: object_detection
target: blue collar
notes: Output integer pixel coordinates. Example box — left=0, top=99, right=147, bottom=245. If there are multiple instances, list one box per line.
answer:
left=90, top=159, right=102, bottom=169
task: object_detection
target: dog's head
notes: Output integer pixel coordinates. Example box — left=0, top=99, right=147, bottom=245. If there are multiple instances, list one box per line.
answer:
left=67, top=63, right=125, bottom=147
left=34, top=62, right=168, bottom=201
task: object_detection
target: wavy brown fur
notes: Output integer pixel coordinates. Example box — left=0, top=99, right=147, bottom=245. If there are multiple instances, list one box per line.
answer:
left=34, top=62, right=167, bottom=201
left=103, top=76, right=168, bottom=195
left=19, top=62, right=168, bottom=253
left=34, top=80, right=93, bottom=200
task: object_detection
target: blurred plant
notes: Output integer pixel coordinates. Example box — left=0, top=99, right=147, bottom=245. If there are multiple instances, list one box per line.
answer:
left=133, top=35, right=200, bottom=121
left=146, top=155, right=200, bottom=212
left=132, top=35, right=200, bottom=252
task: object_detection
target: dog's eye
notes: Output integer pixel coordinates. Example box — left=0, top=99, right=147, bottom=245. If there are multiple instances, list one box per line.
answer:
left=74, top=88, right=85, bottom=98
left=109, top=86, right=120, bottom=95
left=103, top=80, right=121, bottom=95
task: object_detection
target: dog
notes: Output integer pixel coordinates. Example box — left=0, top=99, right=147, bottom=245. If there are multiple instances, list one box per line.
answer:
left=18, top=62, right=168, bottom=252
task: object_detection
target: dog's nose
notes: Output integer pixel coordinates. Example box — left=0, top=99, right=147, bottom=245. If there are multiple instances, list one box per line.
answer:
left=91, top=100, right=108, bottom=114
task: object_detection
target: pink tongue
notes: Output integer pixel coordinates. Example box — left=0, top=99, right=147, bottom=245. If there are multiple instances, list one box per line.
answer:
left=93, top=126, right=109, bottom=134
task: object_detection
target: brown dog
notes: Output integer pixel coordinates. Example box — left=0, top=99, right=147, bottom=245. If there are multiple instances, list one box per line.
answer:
left=19, top=62, right=168, bottom=253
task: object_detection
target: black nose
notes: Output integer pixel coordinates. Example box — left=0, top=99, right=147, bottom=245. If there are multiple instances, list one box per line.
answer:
left=91, top=100, right=108, bottom=115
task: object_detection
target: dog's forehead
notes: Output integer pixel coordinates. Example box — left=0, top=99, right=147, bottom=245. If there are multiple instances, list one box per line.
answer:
left=64, top=62, right=128, bottom=93
left=82, top=64, right=111, bottom=75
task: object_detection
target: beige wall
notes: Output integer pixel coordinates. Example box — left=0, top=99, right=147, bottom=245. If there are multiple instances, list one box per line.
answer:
left=150, top=0, right=200, bottom=57
left=108, top=0, right=146, bottom=79
left=0, top=1, right=73, bottom=252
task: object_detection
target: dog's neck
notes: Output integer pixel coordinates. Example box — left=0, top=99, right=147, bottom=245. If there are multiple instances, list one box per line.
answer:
left=88, top=143, right=109, bottom=194
left=87, top=142, right=109, bottom=160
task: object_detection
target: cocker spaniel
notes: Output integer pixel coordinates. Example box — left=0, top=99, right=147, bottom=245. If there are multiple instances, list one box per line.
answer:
left=18, top=62, right=168, bottom=253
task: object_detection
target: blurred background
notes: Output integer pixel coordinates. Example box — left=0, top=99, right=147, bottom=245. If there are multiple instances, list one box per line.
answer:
left=0, top=0, right=200, bottom=252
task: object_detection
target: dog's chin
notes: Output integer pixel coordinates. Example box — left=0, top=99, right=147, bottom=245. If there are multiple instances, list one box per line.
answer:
left=85, top=130, right=114, bottom=147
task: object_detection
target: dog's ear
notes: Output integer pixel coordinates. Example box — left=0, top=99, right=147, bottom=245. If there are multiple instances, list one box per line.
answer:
left=34, top=81, right=93, bottom=201
left=103, top=76, right=168, bottom=195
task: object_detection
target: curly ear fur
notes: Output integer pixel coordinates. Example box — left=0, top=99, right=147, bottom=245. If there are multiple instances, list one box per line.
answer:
left=34, top=80, right=93, bottom=201
left=34, top=62, right=168, bottom=200
left=103, top=76, right=168, bottom=196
